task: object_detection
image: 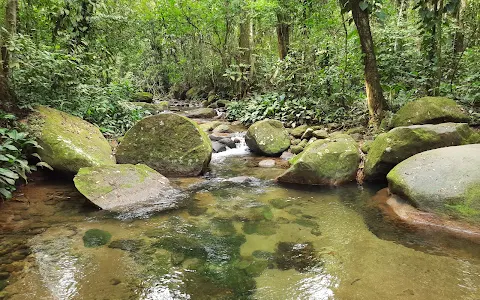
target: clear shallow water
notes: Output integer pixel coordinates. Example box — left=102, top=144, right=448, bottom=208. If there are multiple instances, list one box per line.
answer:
left=0, top=153, right=479, bottom=300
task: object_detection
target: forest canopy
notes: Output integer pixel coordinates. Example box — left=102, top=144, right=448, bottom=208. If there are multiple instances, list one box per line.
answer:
left=0, top=0, right=478, bottom=131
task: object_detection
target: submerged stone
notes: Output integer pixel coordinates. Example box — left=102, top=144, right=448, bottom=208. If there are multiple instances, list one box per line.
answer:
left=108, top=239, right=146, bottom=252
left=27, top=105, right=115, bottom=173
left=242, top=221, right=277, bottom=236
left=83, top=229, right=112, bottom=248
left=270, top=198, right=293, bottom=209
left=245, top=119, right=290, bottom=156
left=391, top=97, right=469, bottom=127
left=364, top=123, right=479, bottom=181
left=116, top=113, right=212, bottom=176
left=387, top=145, right=480, bottom=224
left=74, top=164, right=179, bottom=211
left=274, top=242, right=320, bottom=272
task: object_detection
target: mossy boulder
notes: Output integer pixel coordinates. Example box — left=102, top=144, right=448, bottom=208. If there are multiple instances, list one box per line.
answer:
left=27, top=105, right=115, bottom=173
left=387, top=145, right=480, bottom=224
left=83, top=229, right=112, bottom=248
left=74, top=164, right=180, bottom=211
left=116, top=113, right=212, bottom=176
left=185, top=107, right=217, bottom=119
left=132, top=92, right=154, bottom=103
left=245, top=119, right=290, bottom=156
left=128, top=101, right=168, bottom=114
left=277, top=134, right=360, bottom=185
left=391, top=97, right=469, bottom=127
left=364, top=123, right=479, bottom=181
left=291, top=125, right=309, bottom=138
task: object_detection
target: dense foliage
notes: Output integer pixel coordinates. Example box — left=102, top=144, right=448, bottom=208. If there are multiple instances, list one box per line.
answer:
left=0, top=0, right=477, bottom=130
left=0, top=112, right=46, bottom=199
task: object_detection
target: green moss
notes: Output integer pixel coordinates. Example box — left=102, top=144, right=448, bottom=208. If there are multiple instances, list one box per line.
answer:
left=116, top=113, right=212, bottom=176
left=245, top=119, right=290, bottom=156
left=132, top=92, right=154, bottom=102
left=392, top=97, right=469, bottom=127
left=278, top=137, right=360, bottom=185
left=27, top=106, right=115, bottom=173
left=83, top=229, right=112, bottom=248
left=270, top=198, right=292, bottom=209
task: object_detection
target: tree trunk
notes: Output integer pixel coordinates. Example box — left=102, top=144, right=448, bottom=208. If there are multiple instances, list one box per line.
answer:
left=2, top=0, right=17, bottom=75
left=238, top=13, right=252, bottom=97
left=350, top=0, right=387, bottom=126
left=276, top=11, right=290, bottom=60
left=0, top=70, right=18, bottom=114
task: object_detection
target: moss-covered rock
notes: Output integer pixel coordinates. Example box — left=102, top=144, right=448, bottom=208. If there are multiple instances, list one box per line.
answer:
left=74, top=164, right=179, bottom=210
left=387, top=144, right=480, bottom=224
left=291, top=125, right=309, bottom=138
left=27, top=105, right=115, bottom=173
left=116, top=113, right=212, bottom=176
left=245, top=119, right=290, bottom=156
left=132, top=92, right=154, bottom=103
left=391, top=97, right=469, bottom=127
left=185, top=107, right=217, bottom=118
left=277, top=134, right=360, bottom=185
left=274, top=242, right=320, bottom=272
left=83, top=229, right=112, bottom=248
left=364, top=123, right=479, bottom=181
left=127, top=101, right=168, bottom=114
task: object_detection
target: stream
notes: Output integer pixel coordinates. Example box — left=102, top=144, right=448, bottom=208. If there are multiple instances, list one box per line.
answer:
left=0, top=141, right=479, bottom=300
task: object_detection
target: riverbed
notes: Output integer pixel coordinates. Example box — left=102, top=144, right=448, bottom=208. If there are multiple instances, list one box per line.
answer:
left=0, top=145, right=479, bottom=300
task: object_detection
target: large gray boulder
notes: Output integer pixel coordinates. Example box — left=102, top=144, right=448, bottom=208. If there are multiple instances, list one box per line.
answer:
left=74, top=164, right=180, bottom=211
left=27, top=105, right=115, bottom=173
left=364, top=123, right=480, bottom=181
left=245, top=119, right=290, bottom=156
left=387, top=145, right=480, bottom=224
left=277, top=134, right=360, bottom=185
left=116, top=113, right=212, bottom=176
left=391, top=97, right=469, bottom=127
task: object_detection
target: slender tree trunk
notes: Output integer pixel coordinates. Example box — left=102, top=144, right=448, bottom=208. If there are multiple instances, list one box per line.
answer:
left=394, top=0, right=406, bottom=52
left=350, top=0, right=387, bottom=126
left=433, top=0, right=444, bottom=96
left=276, top=11, right=290, bottom=60
left=238, top=12, right=252, bottom=97
left=0, top=70, right=17, bottom=113
left=2, top=0, right=17, bottom=75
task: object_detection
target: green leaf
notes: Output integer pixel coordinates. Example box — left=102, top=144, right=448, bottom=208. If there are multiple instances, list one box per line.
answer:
left=0, top=168, right=19, bottom=179
left=36, top=162, right=54, bottom=171
left=0, top=188, right=12, bottom=199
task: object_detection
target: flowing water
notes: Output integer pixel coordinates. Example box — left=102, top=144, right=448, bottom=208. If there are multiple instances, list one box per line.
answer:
left=0, top=145, right=479, bottom=300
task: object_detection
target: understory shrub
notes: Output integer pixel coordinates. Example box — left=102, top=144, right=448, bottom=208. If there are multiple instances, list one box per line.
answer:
left=9, top=35, right=146, bottom=136
left=227, top=93, right=368, bottom=128
left=0, top=112, right=47, bottom=199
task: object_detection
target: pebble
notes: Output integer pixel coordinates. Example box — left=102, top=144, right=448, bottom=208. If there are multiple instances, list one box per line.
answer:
left=258, top=160, right=276, bottom=168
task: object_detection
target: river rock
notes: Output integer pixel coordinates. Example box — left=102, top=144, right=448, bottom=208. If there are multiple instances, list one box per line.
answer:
left=132, top=92, right=154, bottom=103
left=391, top=97, right=469, bottom=127
left=213, top=124, right=232, bottom=134
left=258, top=159, right=275, bottom=168
left=291, top=125, right=309, bottom=138
left=212, top=141, right=227, bottom=153
left=277, top=134, right=360, bottom=185
left=245, top=119, right=290, bottom=156
left=74, top=164, right=180, bottom=211
left=364, top=123, right=479, bottom=181
left=27, top=105, right=115, bottom=173
left=218, top=138, right=236, bottom=149
left=116, top=113, right=212, bottom=176
left=185, top=108, right=217, bottom=118
left=312, top=130, right=328, bottom=139
left=387, top=145, right=480, bottom=224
